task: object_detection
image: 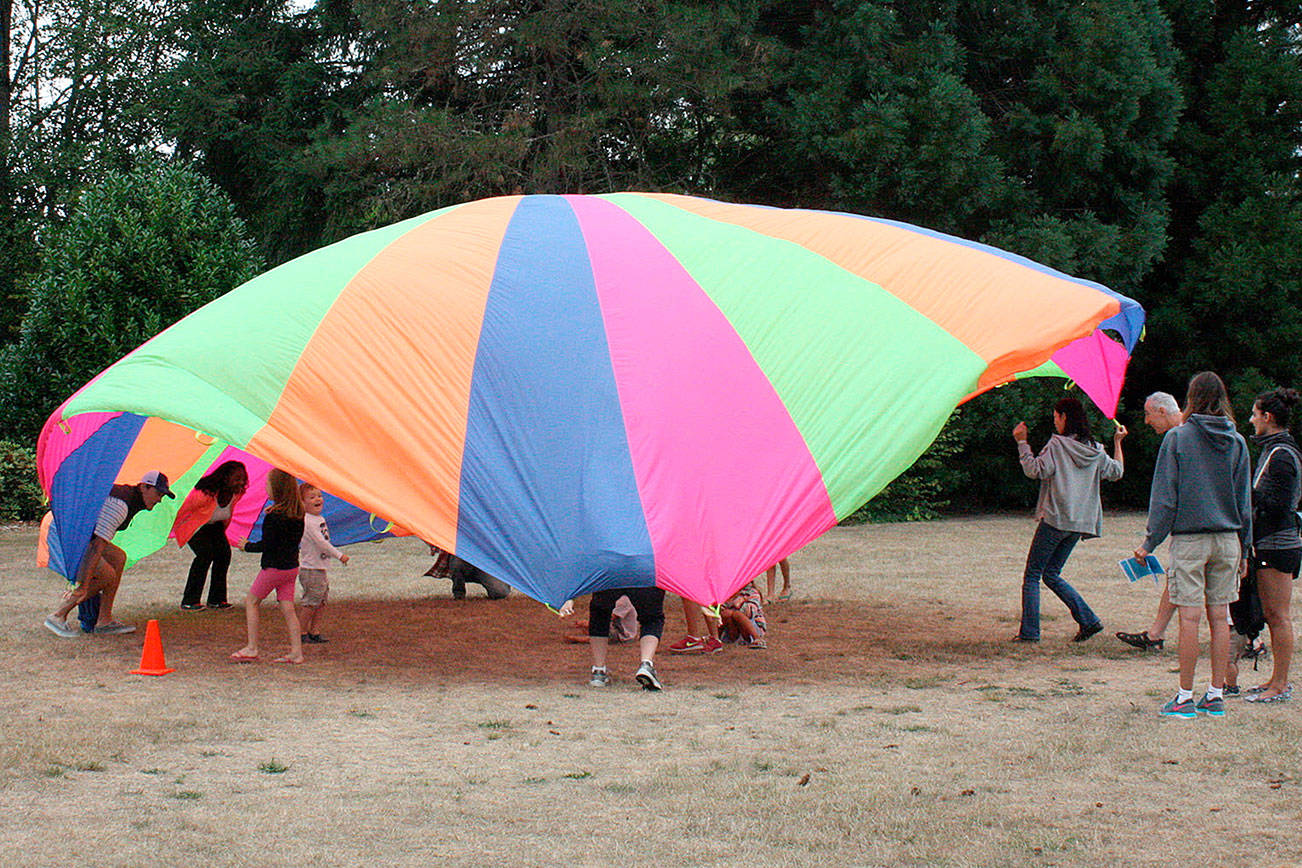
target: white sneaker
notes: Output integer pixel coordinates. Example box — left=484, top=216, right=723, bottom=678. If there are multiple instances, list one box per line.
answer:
left=588, top=667, right=610, bottom=687
left=634, top=660, right=662, bottom=691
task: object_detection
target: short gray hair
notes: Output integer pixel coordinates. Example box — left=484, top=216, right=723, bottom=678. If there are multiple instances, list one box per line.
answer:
left=1145, top=391, right=1179, bottom=414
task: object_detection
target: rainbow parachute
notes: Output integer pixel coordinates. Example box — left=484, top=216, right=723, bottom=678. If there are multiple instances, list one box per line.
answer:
left=37, top=194, right=1143, bottom=606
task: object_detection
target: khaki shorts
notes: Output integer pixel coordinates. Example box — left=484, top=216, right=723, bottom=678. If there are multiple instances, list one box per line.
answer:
left=1169, top=532, right=1241, bottom=607
left=298, top=568, right=329, bottom=607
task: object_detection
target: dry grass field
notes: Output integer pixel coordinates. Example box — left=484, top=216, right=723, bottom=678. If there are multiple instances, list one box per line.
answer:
left=1, top=512, right=1299, bottom=867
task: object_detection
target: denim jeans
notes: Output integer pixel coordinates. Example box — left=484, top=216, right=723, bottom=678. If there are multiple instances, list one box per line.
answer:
left=1019, top=521, right=1100, bottom=640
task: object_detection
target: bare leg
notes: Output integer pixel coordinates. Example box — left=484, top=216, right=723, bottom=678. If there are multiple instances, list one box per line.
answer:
left=589, top=635, right=610, bottom=670
left=639, top=633, right=658, bottom=663
left=1207, top=603, right=1229, bottom=690
left=1258, top=568, right=1294, bottom=695
left=274, top=599, right=303, bottom=663
left=678, top=599, right=719, bottom=644
left=700, top=606, right=719, bottom=641
left=53, top=551, right=122, bottom=622
left=1148, top=581, right=1175, bottom=640
left=299, top=604, right=321, bottom=635
left=53, top=574, right=100, bottom=621
left=95, top=545, right=127, bottom=623
left=1177, top=605, right=1202, bottom=692
left=778, top=558, right=791, bottom=595
left=765, top=566, right=776, bottom=600
left=722, top=610, right=760, bottom=643
left=233, top=593, right=260, bottom=658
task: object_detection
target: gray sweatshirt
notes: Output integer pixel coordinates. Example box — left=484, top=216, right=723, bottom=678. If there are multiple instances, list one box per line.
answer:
left=1018, top=434, right=1122, bottom=539
left=1142, top=414, right=1252, bottom=553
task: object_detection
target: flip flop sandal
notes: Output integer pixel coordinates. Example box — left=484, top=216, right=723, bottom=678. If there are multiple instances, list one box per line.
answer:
left=1245, top=685, right=1292, bottom=703
left=229, top=651, right=258, bottom=663
left=1115, top=630, right=1164, bottom=650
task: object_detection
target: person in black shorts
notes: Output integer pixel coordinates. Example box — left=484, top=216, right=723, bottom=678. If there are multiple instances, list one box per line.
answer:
left=559, top=586, right=666, bottom=690
left=1244, top=387, right=1302, bottom=703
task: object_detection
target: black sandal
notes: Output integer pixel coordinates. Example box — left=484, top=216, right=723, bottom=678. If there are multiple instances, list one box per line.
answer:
left=1115, top=630, right=1163, bottom=650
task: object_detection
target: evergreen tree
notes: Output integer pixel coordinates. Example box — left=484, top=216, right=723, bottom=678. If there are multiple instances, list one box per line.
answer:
left=1140, top=1, right=1302, bottom=402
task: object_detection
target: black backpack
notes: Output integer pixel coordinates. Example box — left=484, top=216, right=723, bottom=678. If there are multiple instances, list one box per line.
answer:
left=1230, top=564, right=1265, bottom=640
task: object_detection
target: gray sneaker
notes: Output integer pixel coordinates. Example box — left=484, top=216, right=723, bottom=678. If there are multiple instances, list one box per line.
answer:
left=1195, top=692, right=1225, bottom=716
left=43, top=615, right=78, bottom=638
left=92, top=621, right=136, bottom=635
left=634, top=660, right=662, bottom=691
left=588, top=667, right=610, bottom=687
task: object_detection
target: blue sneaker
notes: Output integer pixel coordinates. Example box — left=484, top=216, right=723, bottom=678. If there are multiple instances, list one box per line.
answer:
left=1195, top=693, right=1225, bottom=716
left=1160, top=694, right=1197, bottom=719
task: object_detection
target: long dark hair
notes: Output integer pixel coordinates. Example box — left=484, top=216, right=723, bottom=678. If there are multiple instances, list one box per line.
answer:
left=1185, top=371, right=1234, bottom=422
left=1053, top=397, right=1092, bottom=443
left=194, top=460, right=248, bottom=506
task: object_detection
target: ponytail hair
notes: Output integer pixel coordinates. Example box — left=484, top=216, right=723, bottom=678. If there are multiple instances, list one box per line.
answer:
left=1184, top=371, right=1234, bottom=423
left=1255, top=387, right=1301, bottom=429
left=265, top=468, right=304, bottom=519
left=1053, top=397, right=1092, bottom=442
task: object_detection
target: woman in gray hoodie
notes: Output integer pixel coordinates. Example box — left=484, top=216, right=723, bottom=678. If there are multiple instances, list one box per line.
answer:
left=1013, top=397, right=1126, bottom=642
left=1136, top=371, right=1251, bottom=718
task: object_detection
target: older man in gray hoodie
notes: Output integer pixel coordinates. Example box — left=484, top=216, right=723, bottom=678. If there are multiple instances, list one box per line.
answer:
left=1135, top=372, right=1251, bottom=718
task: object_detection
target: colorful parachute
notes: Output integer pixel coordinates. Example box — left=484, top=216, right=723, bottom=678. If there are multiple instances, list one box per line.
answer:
left=36, top=193, right=1144, bottom=607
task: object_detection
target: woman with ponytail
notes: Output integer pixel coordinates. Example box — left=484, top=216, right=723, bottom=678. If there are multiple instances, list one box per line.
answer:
left=1244, top=387, right=1302, bottom=703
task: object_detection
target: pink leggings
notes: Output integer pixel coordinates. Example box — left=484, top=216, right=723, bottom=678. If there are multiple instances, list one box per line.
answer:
left=249, top=566, right=298, bottom=602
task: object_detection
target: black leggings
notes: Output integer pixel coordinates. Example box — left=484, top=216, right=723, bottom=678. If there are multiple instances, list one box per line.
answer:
left=588, top=587, right=666, bottom=639
left=181, top=523, right=231, bottom=606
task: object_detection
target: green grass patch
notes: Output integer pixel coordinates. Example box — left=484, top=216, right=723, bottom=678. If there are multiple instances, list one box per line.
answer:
left=258, top=759, right=289, bottom=774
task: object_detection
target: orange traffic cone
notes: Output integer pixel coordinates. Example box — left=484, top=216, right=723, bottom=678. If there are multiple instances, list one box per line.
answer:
left=131, top=619, right=175, bottom=676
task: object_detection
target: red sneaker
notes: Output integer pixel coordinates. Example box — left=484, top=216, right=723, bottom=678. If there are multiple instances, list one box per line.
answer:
left=667, top=635, right=705, bottom=653
left=702, top=636, right=724, bottom=654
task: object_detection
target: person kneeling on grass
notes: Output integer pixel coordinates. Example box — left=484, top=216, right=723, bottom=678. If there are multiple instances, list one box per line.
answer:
left=297, top=483, right=348, bottom=644
left=558, top=586, right=666, bottom=690
left=720, top=581, right=767, bottom=648
left=44, top=470, right=175, bottom=638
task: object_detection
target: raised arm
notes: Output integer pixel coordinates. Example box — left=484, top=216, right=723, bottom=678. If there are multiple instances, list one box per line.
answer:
left=1014, top=423, right=1055, bottom=480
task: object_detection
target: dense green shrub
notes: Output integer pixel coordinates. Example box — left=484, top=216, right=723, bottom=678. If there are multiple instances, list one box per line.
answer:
left=0, top=440, right=44, bottom=521
left=0, top=160, right=264, bottom=441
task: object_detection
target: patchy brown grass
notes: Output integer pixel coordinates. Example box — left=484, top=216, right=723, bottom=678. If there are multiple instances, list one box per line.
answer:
left=0, top=513, right=1299, bottom=867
